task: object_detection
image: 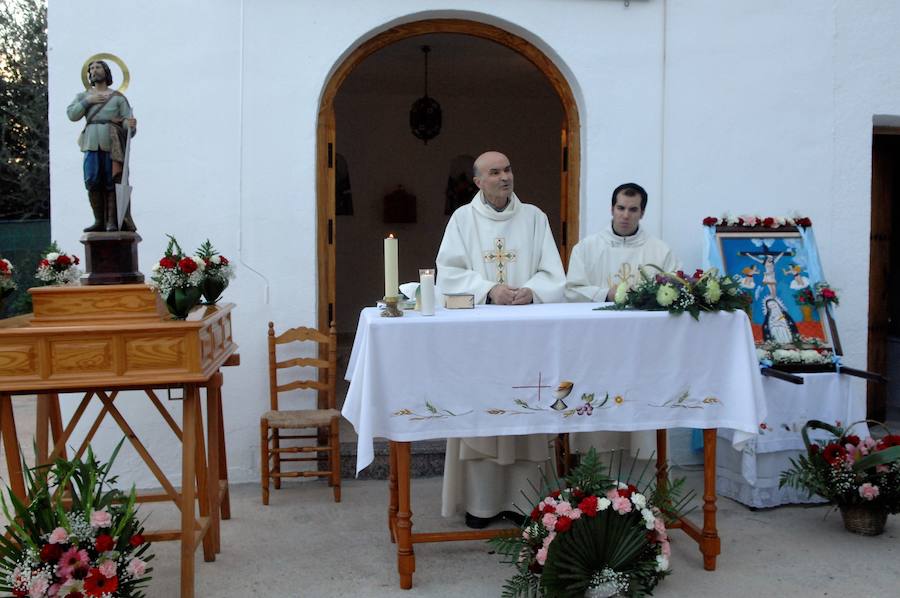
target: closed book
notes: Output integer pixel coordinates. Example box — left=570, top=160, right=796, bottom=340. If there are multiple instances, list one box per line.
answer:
left=443, top=293, right=474, bottom=309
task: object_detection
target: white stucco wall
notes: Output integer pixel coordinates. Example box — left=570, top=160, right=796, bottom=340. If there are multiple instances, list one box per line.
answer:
left=47, top=0, right=900, bottom=486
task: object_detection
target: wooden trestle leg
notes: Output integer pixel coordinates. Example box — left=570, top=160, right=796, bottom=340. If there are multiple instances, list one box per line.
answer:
left=0, top=393, right=25, bottom=501
left=180, top=384, right=199, bottom=598
left=701, top=429, right=721, bottom=570
left=655, top=429, right=669, bottom=494
left=393, top=441, right=415, bottom=589
left=389, top=440, right=399, bottom=543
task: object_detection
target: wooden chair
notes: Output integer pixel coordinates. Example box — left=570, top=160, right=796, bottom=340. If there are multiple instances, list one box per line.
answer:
left=260, top=321, right=341, bottom=504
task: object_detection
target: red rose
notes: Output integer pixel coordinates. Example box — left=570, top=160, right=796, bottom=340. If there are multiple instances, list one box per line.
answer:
left=129, top=533, right=145, bottom=547
left=693, top=269, right=704, bottom=279
left=822, top=443, right=848, bottom=465
left=178, top=257, right=198, bottom=274
left=95, top=533, right=115, bottom=552
left=83, top=568, right=118, bottom=596
left=40, top=259, right=49, bottom=267
left=702, top=217, right=719, bottom=226
left=675, top=270, right=686, bottom=279
left=809, top=444, right=820, bottom=455
left=40, top=542, right=63, bottom=562
left=821, top=288, right=836, bottom=299
left=73, top=256, right=80, bottom=265
left=762, top=217, right=775, bottom=227
left=0, top=260, right=8, bottom=273
left=554, top=516, right=572, bottom=533
left=159, top=257, right=176, bottom=269
left=578, top=495, right=598, bottom=517
left=219, top=256, right=229, bottom=265
left=842, top=435, right=860, bottom=447
left=797, top=217, right=812, bottom=227
left=56, top=254, right=72, bottom=267
left=737, top=217, right=746, bottom=225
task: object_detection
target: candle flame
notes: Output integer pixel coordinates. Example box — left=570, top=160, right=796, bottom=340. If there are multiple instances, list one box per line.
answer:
left=388, top=233, right=395, bottom=239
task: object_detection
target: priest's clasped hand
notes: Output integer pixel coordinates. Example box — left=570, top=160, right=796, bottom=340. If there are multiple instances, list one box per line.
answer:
left=488, top=284, right=533, bottom=305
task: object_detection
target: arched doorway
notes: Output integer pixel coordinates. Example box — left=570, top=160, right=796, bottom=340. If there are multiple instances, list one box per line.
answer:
left=316, top=18, right=581, bottom=332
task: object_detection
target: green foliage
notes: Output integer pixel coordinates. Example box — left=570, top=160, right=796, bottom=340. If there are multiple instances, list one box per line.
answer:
left=195, top=239, right=219, bottom=260
left=0, top=0, right=49, bottom=220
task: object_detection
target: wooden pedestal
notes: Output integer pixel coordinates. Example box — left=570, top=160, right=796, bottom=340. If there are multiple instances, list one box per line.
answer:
left=80, top=231, right=144, bottom=285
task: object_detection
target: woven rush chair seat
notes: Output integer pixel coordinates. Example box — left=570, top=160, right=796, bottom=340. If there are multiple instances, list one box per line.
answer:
left=260, top=321, right=341, bottom=504
left=262, top=408, right=341, bottom=428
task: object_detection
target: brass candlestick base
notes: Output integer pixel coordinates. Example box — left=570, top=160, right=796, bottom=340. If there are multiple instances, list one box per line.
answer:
left=381, top=295, right=403, bottom=317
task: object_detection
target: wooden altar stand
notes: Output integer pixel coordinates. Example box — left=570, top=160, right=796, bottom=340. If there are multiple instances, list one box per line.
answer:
left=0, top=284, right=238, bottom=598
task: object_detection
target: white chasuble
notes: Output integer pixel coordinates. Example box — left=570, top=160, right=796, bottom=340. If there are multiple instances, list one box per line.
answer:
left=565, top=226, right=678, bottom=303
left=437, top=191, right=565, bottom=518
left=564, top=225, right=679, bottom=454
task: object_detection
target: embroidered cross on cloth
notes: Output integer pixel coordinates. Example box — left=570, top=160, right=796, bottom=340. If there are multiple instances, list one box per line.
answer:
left=483, top=237, right=517, bottom=283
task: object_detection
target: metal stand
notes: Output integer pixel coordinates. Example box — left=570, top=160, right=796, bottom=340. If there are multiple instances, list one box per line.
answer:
left=381, top=295, right=403, bottom=317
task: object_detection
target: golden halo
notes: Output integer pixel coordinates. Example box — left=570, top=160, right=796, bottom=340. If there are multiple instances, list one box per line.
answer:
left=81, top=53, right=130, bottom=92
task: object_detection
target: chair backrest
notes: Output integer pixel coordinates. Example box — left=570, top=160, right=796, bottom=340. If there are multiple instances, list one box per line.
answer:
left=267, top=321, right=337, bottom=412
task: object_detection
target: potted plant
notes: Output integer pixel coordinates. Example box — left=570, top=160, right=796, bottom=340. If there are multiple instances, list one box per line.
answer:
left=780, top=420, right=900, bottom=535
left=490, top=449, right=692, bottom=597
left=148, top=235, right=205, bottom=319
left=0, top=257, right=16, bottom=309
left=195, top=239, right=235, bottom=305
left=0, top=444, right=154, bottom=597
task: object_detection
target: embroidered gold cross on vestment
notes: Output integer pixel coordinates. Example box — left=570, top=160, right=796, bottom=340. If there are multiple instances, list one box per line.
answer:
left=483, top=237, right=517, bottom=283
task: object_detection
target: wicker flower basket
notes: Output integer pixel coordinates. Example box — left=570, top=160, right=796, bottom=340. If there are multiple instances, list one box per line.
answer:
left=840, top=504, right=888, bottom=536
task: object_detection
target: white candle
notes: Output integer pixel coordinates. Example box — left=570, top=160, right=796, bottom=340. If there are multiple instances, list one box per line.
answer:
left=420, top=272, right=435, bottom=316
left=384, top=234, right=399, bottom=298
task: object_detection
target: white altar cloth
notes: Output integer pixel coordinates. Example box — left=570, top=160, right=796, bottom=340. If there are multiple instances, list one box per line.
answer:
left=343, top=303, right=767, bottom=475
left=717, top=372, right=866, bottom=507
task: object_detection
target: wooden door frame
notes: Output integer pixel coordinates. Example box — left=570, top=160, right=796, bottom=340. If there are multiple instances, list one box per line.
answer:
left=316, top=18, right=582, bottom=332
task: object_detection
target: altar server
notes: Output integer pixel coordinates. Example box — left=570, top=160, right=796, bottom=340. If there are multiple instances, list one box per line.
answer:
left=437, top=150, right=565, bottom=528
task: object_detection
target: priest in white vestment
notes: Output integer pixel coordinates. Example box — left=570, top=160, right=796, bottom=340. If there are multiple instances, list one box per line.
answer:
left=565, top=183, right=678, bottom=454
left=436, top=151, right=566, bottom=527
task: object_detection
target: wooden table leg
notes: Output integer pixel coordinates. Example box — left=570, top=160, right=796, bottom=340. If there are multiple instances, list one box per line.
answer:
left=47, top=393, right=67, bottom=460
left=701, top=429, right=721, bottom=570
left=655, top=429, right=669, bottom=493
left=180, top=384, right=198, bottom=598
left=35, top=394, right=51, bottom=466
left=394, top=441, right=415, bottom=589
left=388, top=440, right=399, bottom=543
left=192, top=395, right=215, bottom=563
left=205, top=372, right=223, bottom=553
left=0, top=393, right=26, bottom=501
left=216, top=386, right=231, bottom=520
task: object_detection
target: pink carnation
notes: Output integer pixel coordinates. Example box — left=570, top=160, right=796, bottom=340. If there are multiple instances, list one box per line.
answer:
left=541, top=513, right=558, bottom=530
left=654, top=517, right=667, bottom=535
left=568, top=508, right=582, bottom=520
left=611, top=495, right=632, bottom=514
left=859, top=483, right=880, bottom=501
left=28, top=577, right=49, bottom=598
left=90, top=508, right=112, bottom=528
left=554, top=501, right=573, bottom=517
left=127, top=557, right=147, bottom=578
left=536, top=547, right=548, bottom=565
left=99, top=560, right=118, bottom=578
left=49, top=527, right=68, bottom=544
left=661, top=539, right=671, bottom=557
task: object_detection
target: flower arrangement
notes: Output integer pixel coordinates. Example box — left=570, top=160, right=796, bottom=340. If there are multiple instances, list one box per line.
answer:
left=780, top=420, right=900, bottom=533
left=0, top=444, right=154, bottom=597
left=0, top=257, right=16, bottom=299
left=34, top=243, right=82, bottom=286
left=756, top=336, right=834, bottom=366
left=490, top=449, right=692, bottom=597
left=794, top=282, right=839, bottom=310
left=149, top=235, right=205, bottom=318
left=702, top=215, right=812, bottom=228
left=195, top=240, right=235, bottom=304
left=600, top=266, right=751, bottom=320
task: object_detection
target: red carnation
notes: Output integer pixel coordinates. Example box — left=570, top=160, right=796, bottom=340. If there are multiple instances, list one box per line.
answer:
left=842, top=435, right=860, bottom=447
left=178, top=257, right=198, bottom=274
left=821, top=288, right=836, bottom=299
left=95, top=534, right=115, bottom=552
left=65, top=593, right=84, bottom=598
left=542, top=503, right=556, bottom=514
left=56, top=254, right=72, bottom=267
left=796, top=217, right=812, bottom=227
left=554, top=516, right=572, bottom=533
left=550, top=490, right=561, bottom=499
left=762, top=217, right=775, bottom=227
left=693, top=269, right=704, bottom=279
left=530, top=506, right=541, bottom=521
left=159, top=257, right=176, bottom=269
left=571, top=488, right=585, bottom=502
left=618, top=484, right=638, bottom=499
left=809, top=444, right=820, bottom=455
left=675, top=270, right=686, bottom=279
left=40, top=259, right=49, bottom=267
left=737, top=217, right=746, bottom=225
left=83, top=568, right=118, bottom=597
left=73, top=255, right=80, bottom=265
left=702, top=216, right=718, bottom=226
left=129, top=533, right=145, bottom=547
left=578, top=495, right=598, bottom=517
left=12, top=589, right=26, bottom=598
left=40, top=542, right=63, bottom=562
left=822, top=443, right=848, bottom=465
left=0, top=260, right=8, bottom=273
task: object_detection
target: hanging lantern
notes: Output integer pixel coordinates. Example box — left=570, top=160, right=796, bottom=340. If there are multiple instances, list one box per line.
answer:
left=409, top=45, right=442, bottom=145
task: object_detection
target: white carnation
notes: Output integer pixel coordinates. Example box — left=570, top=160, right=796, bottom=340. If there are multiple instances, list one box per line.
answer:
left=597, top=498, right=611, bottom=511
left=632, top=493, right=647, bottom=509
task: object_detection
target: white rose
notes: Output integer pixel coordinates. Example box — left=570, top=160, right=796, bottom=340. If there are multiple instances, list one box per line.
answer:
left=46, top=252, right=60, bottom=262
left=211, top=255, right=222, bottom=265
left=191, top=256, right=206, bottom=270
left=800, top=349, right=824, bottom=364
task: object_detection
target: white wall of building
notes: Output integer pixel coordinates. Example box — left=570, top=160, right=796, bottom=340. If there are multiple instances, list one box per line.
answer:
left=47, top=0, right=900, bottom=486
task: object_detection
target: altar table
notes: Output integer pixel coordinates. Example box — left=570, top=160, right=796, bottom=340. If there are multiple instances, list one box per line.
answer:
left=343, top=303, right=767, bottom=589
left=0, top=286, right=237, bottom=598
left=717, top=372, right=866, bottom=508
